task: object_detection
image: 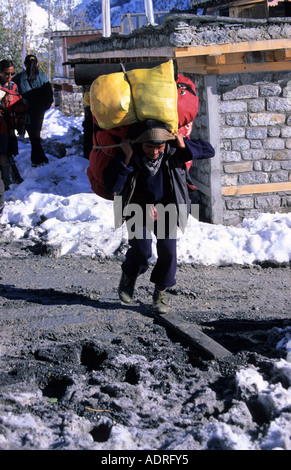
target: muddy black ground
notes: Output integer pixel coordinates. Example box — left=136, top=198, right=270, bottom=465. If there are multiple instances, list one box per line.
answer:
left=0, top=239, right=290, bottom=450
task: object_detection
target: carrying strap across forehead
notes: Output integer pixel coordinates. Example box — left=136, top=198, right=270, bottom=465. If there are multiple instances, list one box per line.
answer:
left=92, top=128, right=176, bottom=151
left=132, top=128, right=175, bottom=144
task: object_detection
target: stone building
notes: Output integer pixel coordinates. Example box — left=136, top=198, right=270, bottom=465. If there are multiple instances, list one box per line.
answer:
left=66, top=14, right=291, bottom=226
left=51, top=27, right=121, bottom=114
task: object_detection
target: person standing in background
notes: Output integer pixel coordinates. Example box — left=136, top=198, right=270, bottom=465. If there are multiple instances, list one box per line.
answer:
left=0, top=59, right=23, bottom=189
left=14, top=54, right=53, bottom=167
left=0, top=112, right=8, bottom=214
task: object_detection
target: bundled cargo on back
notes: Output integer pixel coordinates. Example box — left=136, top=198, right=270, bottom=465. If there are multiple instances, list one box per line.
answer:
left=90, top=60, right=178, bottom=133
left=87, top=60, right=199, bottom=200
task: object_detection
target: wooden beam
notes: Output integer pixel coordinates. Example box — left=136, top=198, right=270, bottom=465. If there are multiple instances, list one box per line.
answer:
left=175, top=39, right=291, bottom=58
left=176, top=57, right=291, bottom=75
left=155, top=311, right=232, bottom=359
left=222, top=182, right=291, bottom=196
left=271, top=49, right=291, bottom=61
left=273, top=49, right=288, bottom=61
left=211, top=0, right=266, bottom=7
left=126, top=12, right=134, bottom=32
left=207, top=54, right=226, bottom=66
left=207, top=61, right=291, bottom=74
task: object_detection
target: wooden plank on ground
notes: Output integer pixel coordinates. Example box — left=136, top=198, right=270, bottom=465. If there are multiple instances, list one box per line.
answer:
left=155, top=311, right=231, bottom=359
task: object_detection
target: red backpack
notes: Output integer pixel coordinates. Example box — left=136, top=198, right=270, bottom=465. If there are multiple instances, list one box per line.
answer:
left=176, top=74, right=199, bottom=130
left=87, top=119, right=129, bottom=200
left=176, top=74, right=199, bottom=172
left=0, top=83, right=26, bottom=135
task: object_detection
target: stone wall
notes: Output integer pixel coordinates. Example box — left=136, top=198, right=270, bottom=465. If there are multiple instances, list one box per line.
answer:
left=67, top=14, right=291, bottom=225
left=217, top=71, right=291, bottom=225
left=60, top=90, right=84, bottom=116
left=184, top=74, right=214, bottom=222
left=179, top=70, right=291, bottom=225
left=68, top=15, right=291, bottom=56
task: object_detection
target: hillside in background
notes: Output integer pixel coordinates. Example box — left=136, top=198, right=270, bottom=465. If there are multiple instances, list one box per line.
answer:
left=34, top=0, right=192, bottom=29
left=77, top=0, right=191, bottom=27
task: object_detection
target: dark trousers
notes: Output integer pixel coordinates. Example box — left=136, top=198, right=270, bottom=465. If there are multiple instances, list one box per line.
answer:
left=0, top=155, right=11, bottom=189
left=0, top=168, right=4, bottom=213
left=0, top=129, right=21, bottom=189
left=122, top=222, right=177, bottom=288
left=26, top=111, right=48, bottom=165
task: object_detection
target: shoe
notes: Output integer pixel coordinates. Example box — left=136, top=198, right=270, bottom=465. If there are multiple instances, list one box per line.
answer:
left=31, top=160, right=48, bottom=168
left=118, top=272, right=136, bottom=303
left=12, top=178, right=23, bottom=185
left=152, top=287, right=170, bottom=314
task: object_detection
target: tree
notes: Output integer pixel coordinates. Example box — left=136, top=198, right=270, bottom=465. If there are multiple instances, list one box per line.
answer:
left=0, top=0, right=31, bottom=72
left=0, top=0, right=91, bottom=77
left=0, top=12, right=10, bottom=59
left=45, top=0, right=89, bottom=29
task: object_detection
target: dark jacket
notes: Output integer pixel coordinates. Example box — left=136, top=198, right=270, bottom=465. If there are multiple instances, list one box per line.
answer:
left=103, top=137, right=215, bottom=231
left=14, top=71, right=53, bottom=113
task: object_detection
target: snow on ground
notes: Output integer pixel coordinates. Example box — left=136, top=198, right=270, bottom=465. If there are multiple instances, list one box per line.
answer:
left=1, top=107, right=291, bottom=266
left=0, top=108, right=290, bottom=450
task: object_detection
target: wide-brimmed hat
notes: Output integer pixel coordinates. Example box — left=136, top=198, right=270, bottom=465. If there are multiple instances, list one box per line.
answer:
left=130, top=119, right=175, bottom=144
left=133, top=128, right=175, bottom=144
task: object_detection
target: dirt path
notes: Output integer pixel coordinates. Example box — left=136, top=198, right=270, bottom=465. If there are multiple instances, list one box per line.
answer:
left=0, top=244, right=290, bottom=450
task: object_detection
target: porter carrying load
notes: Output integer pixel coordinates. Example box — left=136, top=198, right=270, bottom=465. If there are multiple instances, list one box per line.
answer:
left=87, top=60, right=199, bottom=200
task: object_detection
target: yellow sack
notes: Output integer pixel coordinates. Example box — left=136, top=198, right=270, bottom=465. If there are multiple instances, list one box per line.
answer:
left=90, top=72, right=134, bottom=128
left=90, top=60, right=178, bottom=133
left=83, top=92, right=90, bottom=107
left=129, top=61, right=178, bottom=133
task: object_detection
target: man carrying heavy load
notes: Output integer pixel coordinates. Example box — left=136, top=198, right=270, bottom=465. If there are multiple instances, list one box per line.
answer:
left=103, top=119, right=215, bottom=314
left=87, top=60, right=215, bottom=313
